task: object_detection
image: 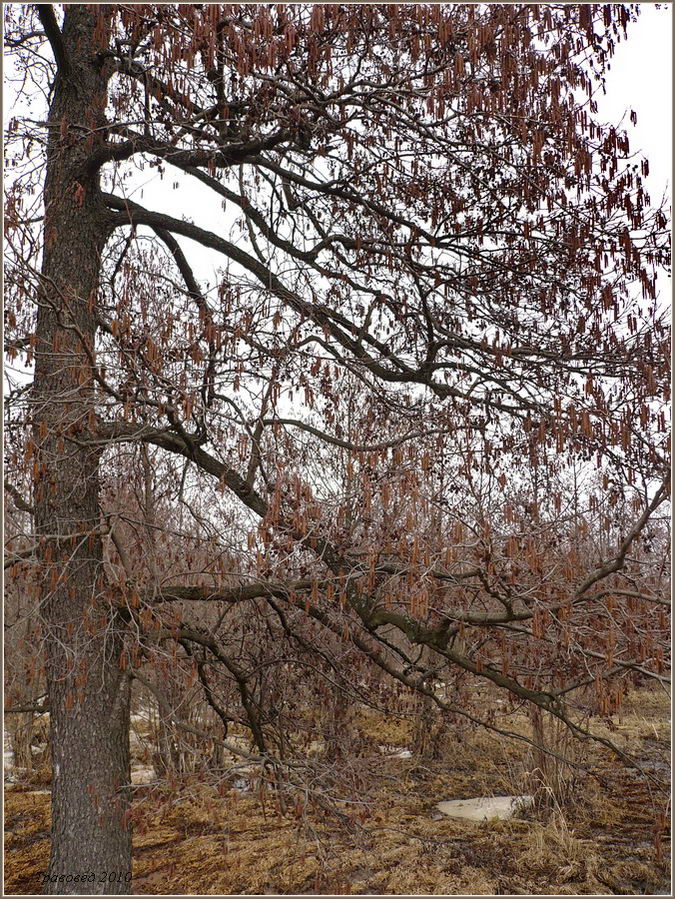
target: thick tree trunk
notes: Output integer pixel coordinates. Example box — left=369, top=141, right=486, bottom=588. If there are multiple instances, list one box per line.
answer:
left=32, top=8, right=132, bottom=894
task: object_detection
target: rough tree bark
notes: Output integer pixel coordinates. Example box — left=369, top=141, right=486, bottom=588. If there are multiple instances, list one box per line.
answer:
left=32, top=6, right=131, bottom=893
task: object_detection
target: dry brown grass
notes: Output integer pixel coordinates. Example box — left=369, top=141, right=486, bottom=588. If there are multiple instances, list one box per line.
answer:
left=4, top=685, right=670, bottom=895
left=351, top=706, right=415, bottom=747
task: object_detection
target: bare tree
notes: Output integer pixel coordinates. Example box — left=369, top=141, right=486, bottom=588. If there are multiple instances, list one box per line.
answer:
left=4, top=4, right=670, bottom=894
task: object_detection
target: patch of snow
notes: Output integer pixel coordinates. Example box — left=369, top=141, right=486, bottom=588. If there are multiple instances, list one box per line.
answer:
left=378, top=745, right=413, bottom=759
left=232, top=776, right=251, bottom=792
left=436, top=794, right=533, bottom=822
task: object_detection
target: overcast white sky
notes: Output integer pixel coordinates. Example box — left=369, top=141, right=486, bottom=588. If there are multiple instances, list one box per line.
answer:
left=598, top=2, right=671, bottom=206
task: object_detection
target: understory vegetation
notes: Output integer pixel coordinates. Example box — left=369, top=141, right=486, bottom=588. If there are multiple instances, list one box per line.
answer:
left=5, top=687, right=670, bottom=895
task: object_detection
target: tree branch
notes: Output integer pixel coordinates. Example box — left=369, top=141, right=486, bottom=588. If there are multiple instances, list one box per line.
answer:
left=35, top=5, right=69, bottom=76
left=4, top=481, right=35, bottom=514
left=102, top=191, right=507, bottom=408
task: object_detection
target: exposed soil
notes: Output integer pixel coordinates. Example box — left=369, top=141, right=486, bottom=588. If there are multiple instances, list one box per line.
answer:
left=4, top=688, right=670, bottom=895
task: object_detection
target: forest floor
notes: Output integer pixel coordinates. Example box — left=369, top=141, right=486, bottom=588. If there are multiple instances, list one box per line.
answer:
left=4, top=687, right=670, bottom=895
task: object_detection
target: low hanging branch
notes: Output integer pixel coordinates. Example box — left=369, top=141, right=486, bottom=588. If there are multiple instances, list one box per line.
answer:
left=99, top=418, right=670, bottom=748
left=35, top=4, right=70, bottom=76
